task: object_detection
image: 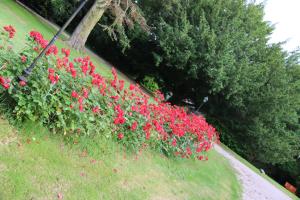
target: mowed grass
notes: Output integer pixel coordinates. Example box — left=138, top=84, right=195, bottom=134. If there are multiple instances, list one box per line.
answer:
left=0, top=0, right=114, bottom=78
left=0, top=118, right=241, bottom=200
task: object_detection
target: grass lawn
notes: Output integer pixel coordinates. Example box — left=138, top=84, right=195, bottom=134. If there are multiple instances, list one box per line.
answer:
left=0, top=118, right=241, bottom=200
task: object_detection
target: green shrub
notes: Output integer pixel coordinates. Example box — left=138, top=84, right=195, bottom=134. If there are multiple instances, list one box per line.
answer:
left=141, top=75, right=160, bottom=93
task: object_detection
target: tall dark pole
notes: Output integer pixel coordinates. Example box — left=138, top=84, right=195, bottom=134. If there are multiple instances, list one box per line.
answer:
left=19, top=0, right=89, bottom=82
left=196, top=96, right=208, bottom=112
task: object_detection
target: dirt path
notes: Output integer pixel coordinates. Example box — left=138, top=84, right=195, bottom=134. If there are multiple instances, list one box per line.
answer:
left=214, top=145, right=291, bottom=200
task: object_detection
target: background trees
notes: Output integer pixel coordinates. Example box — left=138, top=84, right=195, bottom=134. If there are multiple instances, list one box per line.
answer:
left=136, top=0, right=300, bottom=165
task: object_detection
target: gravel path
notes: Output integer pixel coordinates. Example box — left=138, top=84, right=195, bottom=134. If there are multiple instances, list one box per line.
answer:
left=214, top=145, right=291, bottom=200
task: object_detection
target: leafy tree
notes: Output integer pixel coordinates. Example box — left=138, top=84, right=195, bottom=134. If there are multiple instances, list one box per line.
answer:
left=133, top=0, right=300, bottom=166
left=68, top=0, right=148, bottom=50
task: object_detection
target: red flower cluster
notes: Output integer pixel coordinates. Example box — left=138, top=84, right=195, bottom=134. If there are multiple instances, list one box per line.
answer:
left=131, top=121, right=138, bottom=131
left=75, top=56, right=90, bottom=75
left=114, top=105, right=126, bottom=125
left=30, top=31, right=48, bottom=48
left=3, top=25, right=16, bottom=38
left=19, top=80, right=26, bottom=87
left=70, top=87, right=92, bottom=112
left=61, top=48, right=70, bottom=57
left=111, top=67, right=118, bottom=90
left=48, top=68, right=59, bottom=84
left=92, top=106, right=100, bottom=114
left=21, top=55, right=27, bottom=63
left=143, top=122, right=152, bottom=140
left=106, top=69, right=219, bottom=158
left=71, top=91, right=78, bottom=98
left=46, top=45, right=58, bottom=56
left=118, top=133, right=124, bottom=140
left=0, top=76, right=10, bottom=89
left=29, top=30, right=58, bottom=55
left=0, top=28, right=218, bottom=160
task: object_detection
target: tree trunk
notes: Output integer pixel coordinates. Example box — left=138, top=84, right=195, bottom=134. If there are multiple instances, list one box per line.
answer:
left=69, top=0, right=111, bottom=50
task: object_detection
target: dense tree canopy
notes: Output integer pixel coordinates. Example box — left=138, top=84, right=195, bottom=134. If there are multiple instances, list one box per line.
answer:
left=134, top=0, right=300, bottom=165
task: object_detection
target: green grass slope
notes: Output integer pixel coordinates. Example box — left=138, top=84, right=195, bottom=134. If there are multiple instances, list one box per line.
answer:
left=0, top=119, right=241, bottom=200
left=0, top=1, right=243, bottom=199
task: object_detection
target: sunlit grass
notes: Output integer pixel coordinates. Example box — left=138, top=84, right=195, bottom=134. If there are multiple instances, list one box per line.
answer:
left=0, top=119, right=241, bottom=200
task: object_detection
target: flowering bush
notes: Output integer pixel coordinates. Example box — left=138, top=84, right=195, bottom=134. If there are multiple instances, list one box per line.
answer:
left=0, top=25, right=219, bottom=160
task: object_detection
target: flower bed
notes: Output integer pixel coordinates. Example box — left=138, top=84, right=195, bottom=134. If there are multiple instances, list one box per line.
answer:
left=0, top=25, right=218, bottom=160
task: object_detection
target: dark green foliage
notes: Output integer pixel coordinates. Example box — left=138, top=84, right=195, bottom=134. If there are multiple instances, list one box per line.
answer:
left=143, top=0, right=300, bottom=161
left=141, top=75, right=160, bottom=93
left=18, top=0, right=93, bottom=30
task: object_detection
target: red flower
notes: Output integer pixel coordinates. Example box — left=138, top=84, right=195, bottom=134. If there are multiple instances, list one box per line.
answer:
left=186, top=147, right=192, bottom=156
left=100, top=82, right=106, bottom=96
left=19, top=81, right=26, bottom=87
left=47, top=68, right=59, bottom=84
left=48, top=68, right=55, bottom=74
left=79, top=104, right=84, bottom=112
left=129, top=84, right=135, bottom=91
left=113, top=105, right=126, bottom=125
left=114, top=116, right=125, bottom=125
left=30, top=30, right=48, bottom=48
left=71, top=91, right=78, bottom=98
left=89, top=62, right=95, bottom=75
left=70, top=68, right=77, bottom=78
left=119, top=80, right=125, bottom=91
left=111, top=79, right=117, bottom=89
left=0, top=76, right=10, bottom=89
left=78, top=97, right=84, bottom=104
left=46, top=45, right=58, bottom=56
left=131, top=121, right=138, bottom=131
left=55, top=75, right=60, bottom=82
left=171, top=138, right=177, bottom=147
left=82, top=88, right=89, bottom=98
left=111, top=67, right=117, bottom=78
left=92, top=106, right=100, bottom=114
left=61, top=48, right=70, bottom=57
left=197, top=156, right=204, bottom=160
left=110, top=95, right=119, bottom=101
left=21, top=55, right=27, bottom=63
left=143, top=122, right=152, bottom=140
left=118, top=133, right=124, bottom=140
left=3, top=25, right=16, bottom=38
left=33, top=46, right=39, bottom=52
